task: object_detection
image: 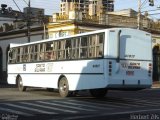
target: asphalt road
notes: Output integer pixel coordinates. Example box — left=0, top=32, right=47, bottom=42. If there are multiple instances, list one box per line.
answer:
left=0, top=87, right=160, bottom=120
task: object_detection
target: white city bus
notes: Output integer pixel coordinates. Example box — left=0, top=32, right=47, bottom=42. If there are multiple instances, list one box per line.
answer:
left=7, top=28, right=152, bottom=97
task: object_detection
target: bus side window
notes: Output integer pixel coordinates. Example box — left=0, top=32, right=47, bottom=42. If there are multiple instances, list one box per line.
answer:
left=45, top=42, right=53, bottom=60
left=65, top=40, right=71, bottom=59
left=39, top=43, right=45, bottom=61
left=71, top=38, right=79, bottom=59
left=57, top=40, right=65, bottom=60
left=16, top=48, right=21, bottom=63
left=22, top=46, right=28, bottom=62
left=97, top=33, right=104, bottom=57
left=34, top=45, right=38, bottom=61
left=52, top=42, right=57, bottom=60
left=88, top=34, right=96, bottom=58
left=80, top=36, right=88, bottom=58
left=9, top=48, right=16, bottom=63
left=29, top=45, right=38, bottom=62
left=30, top=46, right=34, bottom=61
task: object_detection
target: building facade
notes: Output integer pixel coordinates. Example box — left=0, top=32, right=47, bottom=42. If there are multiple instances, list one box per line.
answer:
left=60, top=0, right=114, bottom=17
left=0, top=26, right=45, bottom=83
left=0, top=6, right=50, bottom=83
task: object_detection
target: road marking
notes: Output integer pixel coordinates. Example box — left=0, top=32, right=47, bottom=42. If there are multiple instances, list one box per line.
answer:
left=64, top=108, right=160, bottom=120
left=0, top=107, right=32, bottom=116
left=38, top=101, right=95, bottom=112
left=68, top=99, right=130, bottom=108
left=21, top=101, right=77, bottom=113
left=105, top=100, right=142, bottom=107
left=69, top=101, right=135, bottom=108
left=53, top=100, right=112, bottom=110
left=5, top=103, right=56, bottom=114
left=117, top=97, right=160, bottom=107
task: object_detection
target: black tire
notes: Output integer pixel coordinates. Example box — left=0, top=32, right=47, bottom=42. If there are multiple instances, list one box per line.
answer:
left=58, top=77, right=70, bottom=97
left=17, top=76, right=27, bottom=92
left=90, top=88, right=107, bottom=98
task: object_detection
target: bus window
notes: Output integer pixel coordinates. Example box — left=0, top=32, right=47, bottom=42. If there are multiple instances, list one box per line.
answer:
left=35, top=45, right=38, bottom=61
left=88, top=34, right=96, bottom=58
left=52, top=41, right=57, bottom=60
left=57, top=40, right=65, bottom=60
left=71, top=38, right=80, bottom=59
left=30, top=46, right=34, bottom=61
left=22, top=46, right=28, bottom=62
left=29, top=45, right=38, bottom=62
left=80, top=36, right=88, bottom=58
left=96, top=33, right=104, bottom=57
left=16, top=48, right=21, bottom=63
left=45, top=42, right=54, bottom=60
left=39, top=43, right=45, bottom=61
left=8, top=48, right=16, bottom=63
left=65, top=40, right=71, bottom=59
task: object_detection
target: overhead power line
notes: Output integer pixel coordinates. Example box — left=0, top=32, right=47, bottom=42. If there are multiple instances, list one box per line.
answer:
left=12, top=0, right=22, bottom=12
left=22, top=0, right=29, bottom=6
left=140, top=0, right=148, bottom=8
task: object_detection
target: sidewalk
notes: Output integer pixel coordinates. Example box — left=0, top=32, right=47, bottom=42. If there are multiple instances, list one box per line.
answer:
left=0, top=82, right=16, bottom=88
left=152, top=81, right=160, bottom=89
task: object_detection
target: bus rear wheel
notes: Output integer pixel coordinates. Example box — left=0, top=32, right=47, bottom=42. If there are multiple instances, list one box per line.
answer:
left=17, top=76, right=26, bottom=92
left=90, top=88, right=107, bottom=98
left=58, top=77, right=70, bottom=97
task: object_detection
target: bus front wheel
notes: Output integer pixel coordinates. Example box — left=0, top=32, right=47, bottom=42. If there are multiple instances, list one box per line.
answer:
left=90, top=88, right=107, bottom=98
left=17, top=76, right=26, bottom=92
left=58, top=77, right=70, bottom=97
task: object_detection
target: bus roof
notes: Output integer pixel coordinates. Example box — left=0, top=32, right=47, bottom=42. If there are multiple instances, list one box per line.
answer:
left=9, top=28, right=149, bottom=48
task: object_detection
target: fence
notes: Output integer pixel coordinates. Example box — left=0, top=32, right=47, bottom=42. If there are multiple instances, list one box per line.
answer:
left=52, top=13, right=160, bottom=32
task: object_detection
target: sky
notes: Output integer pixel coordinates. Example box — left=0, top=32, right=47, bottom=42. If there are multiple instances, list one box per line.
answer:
left=0, top=0, right=61, bottom=15
left=0, top=0, right=159, bottom=19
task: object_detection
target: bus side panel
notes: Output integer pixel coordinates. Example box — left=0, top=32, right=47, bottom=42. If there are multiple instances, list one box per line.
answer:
left=8, top=74, right=17, bottom=84
left=8, top=74, right=106, bottom=90
left=21, top=74, right=59, bottom=88
left=7, top=59, right=108, bottom=90
left=53, top=60, right=107, bottom=90
left=66, top=74, right=106, bottom=90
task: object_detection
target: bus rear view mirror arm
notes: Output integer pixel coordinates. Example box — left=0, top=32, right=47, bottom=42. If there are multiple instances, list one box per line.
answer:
left=116, top=30, right=121, bottom=63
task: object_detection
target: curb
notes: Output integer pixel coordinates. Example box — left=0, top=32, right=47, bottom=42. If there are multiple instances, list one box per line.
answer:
left=151, top=86, right=160, bottom=89
left=0, top=84, right=16, bottom=88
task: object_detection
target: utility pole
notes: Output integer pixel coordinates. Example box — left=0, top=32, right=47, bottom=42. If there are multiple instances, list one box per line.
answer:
left=137, top=0, right=155, bottom=29
left=137, top=0, right=141, bottom=29
left=27, top=0, right=31, bottom=42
